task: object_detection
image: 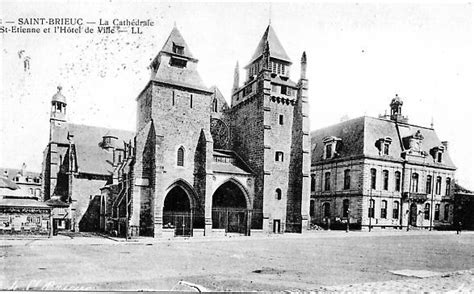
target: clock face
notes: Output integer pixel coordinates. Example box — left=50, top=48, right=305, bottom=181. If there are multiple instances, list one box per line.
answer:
left=210, top=118, right=229, bottom=149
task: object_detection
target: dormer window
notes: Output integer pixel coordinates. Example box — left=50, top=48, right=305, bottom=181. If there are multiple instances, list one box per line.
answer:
left=430, top=145, right=445, bottom=163
left=376, top=137, right=392, bottom=156
left=172, top=43, right=184, bottom=55
left=325, top=144, right=332, bottom=159
left=322, top=136, right=341, bottom=159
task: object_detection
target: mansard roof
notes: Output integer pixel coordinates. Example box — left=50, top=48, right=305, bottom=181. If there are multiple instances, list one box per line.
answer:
left=249, top=25, right=291, bottom=65
left=310, top=116, right=456, bottom=169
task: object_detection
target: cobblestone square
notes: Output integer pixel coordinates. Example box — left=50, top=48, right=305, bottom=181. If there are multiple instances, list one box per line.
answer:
left=1, top=231, right=473, bottom=291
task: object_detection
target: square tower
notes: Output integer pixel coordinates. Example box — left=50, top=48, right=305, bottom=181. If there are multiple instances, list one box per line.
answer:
left=228, top=25, right=311, bottom=233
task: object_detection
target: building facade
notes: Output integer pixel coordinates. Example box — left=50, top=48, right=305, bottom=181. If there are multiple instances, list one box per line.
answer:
left=0, top=176, right=52, bottom=236
left=310, top=96, right=456, bottom=230
left=42, top=86, right=134, bottom=232
left=1, top=164, right=42, bottom=198
left=101, top=24, right=310, bottom=238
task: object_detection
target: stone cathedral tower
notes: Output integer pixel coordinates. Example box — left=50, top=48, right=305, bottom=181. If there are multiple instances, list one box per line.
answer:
left=228, top=24, right=310, bottom=233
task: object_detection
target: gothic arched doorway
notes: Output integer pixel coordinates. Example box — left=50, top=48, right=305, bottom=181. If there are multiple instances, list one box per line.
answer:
left=163, top=186, right=193, bottom=236
left=409, top=203, right=418, bottom=227
left=212, top=180, right=250, bottom=235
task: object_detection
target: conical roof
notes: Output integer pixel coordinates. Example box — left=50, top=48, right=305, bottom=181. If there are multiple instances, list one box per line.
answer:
left=52, top=86, right=67, bottom=104
left=160, top=26, right=195, bottom=59
left=249, top=25, right=291, bottom=64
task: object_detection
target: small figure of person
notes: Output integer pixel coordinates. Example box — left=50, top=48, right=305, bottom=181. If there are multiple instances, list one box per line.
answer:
left=456, top=221, right=462, bottom=235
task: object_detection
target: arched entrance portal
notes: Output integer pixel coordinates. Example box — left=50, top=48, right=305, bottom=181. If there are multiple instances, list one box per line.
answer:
left=409, top=203, right=418, bottom=227
left=212, top=180, right=251, bottom=235
left=163, top=186, right=193, bottom=236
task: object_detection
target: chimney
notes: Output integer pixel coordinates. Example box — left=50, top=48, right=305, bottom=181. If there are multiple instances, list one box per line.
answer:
left=441, top=141, right=448, bottom=150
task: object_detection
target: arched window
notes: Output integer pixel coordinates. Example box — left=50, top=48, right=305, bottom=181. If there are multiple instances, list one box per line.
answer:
left=426, top=175, right=432, bottom=194
left=436, top=176, right=442, bottom=194
left=324, top=172, right=331, bottom=191
left=434, top=204, right=440, bottom=220
left=393, top=201, right=399, bottom=219
left=212, top=98, right=218, bottom=112
left=395, top=171, right=401, bottom=192
left=444, top=204, right=450, bottom=220
left=383, top=170, right=389, bottom=190
left=370, top=168, right=377, bottom=190
left=368, top=199, right=375, bottom=218
left=343, top=169, right=351, bottom=190
left=411, top=173, right=419, bottom=192
left=275, top=188, right=282, bottom=200
left=310, top=174, right=316, bottom=192
left=342, top=199, right=350, bottom=217
left=275, top=151, right=284, bottom=162
left=381, top=200, right=387, bottom=219
left=445, top=178, right=451, bottom=196
left=323, top=202, right=331, bottom=218
left=177, top=147, right=185, bottom=166
left=424, top=203, right=430, bottom=220
left=310, top=200, right=315, bottom=218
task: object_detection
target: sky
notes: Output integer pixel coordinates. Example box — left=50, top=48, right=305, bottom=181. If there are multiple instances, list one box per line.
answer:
left=0, top=1, right=473, bottom=188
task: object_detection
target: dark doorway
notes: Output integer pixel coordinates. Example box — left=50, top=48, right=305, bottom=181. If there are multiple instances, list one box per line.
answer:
left=163, top=186, right=193, bottom=237
left=409, top=203, right=418, bottom=227
left=273, top=219, right=281, bottom=233
left=212, top=181, right=250, bottom=235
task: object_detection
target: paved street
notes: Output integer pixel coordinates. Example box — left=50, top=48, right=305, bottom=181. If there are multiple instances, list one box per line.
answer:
left=1, top=231, right=473, bottom=291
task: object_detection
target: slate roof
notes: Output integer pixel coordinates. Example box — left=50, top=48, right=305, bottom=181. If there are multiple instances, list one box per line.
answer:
left=160, top=26, right=195, bottom=60
left=311, top=116, right=456, bottom=169
left=0, top=177, right=20, bottom=190
left=0, top=177, right=37, bottom=198
left=210, top=86, right=229, bottom=110
left=1, top=168, right=41, bottom=184
left=0, top=196, right=50, bottom=209
left=52, top=86, right=67, bottom=104
left=51, top=123, right=134, bottom=176
left=248, top=25, right=292, bottom=65
left=212, top=150, right=253, bottom=175
left=151, top=27, right=210, bottom=93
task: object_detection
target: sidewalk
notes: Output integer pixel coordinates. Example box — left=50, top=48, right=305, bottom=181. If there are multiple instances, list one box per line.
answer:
left=1, top=229, right=471, bottom=246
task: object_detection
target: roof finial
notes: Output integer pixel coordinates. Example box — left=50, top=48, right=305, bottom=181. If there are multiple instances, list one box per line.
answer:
left=430, top=116, right=434, bottom=128
left=269, top=3, right=272, bottom=25
left=57, top=85, right=62, bottom=92
left=173, top=21, right=177, bottom=29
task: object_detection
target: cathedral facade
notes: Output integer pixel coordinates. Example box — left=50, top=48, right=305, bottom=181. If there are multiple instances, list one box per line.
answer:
left=100, top=25, right=310, bottom=237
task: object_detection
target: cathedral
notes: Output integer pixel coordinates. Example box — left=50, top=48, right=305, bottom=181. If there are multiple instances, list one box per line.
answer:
left=42, top=24, right=457, bottom=237
left=43, top=24, right=310, bottom=237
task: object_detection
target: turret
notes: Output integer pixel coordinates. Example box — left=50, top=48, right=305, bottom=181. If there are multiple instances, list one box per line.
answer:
left=300, top=51, right=307, bottom=80
left=390, top=94, right=408, bottom=123
left=50, top=86, right=67, bottom=122
left=232, top=61, right=240, bottom=94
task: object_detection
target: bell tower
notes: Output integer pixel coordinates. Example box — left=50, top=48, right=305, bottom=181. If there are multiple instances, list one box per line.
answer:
left=228, top=24, right=310, bottom=233
left=50, top=86, right=67, bottom=123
